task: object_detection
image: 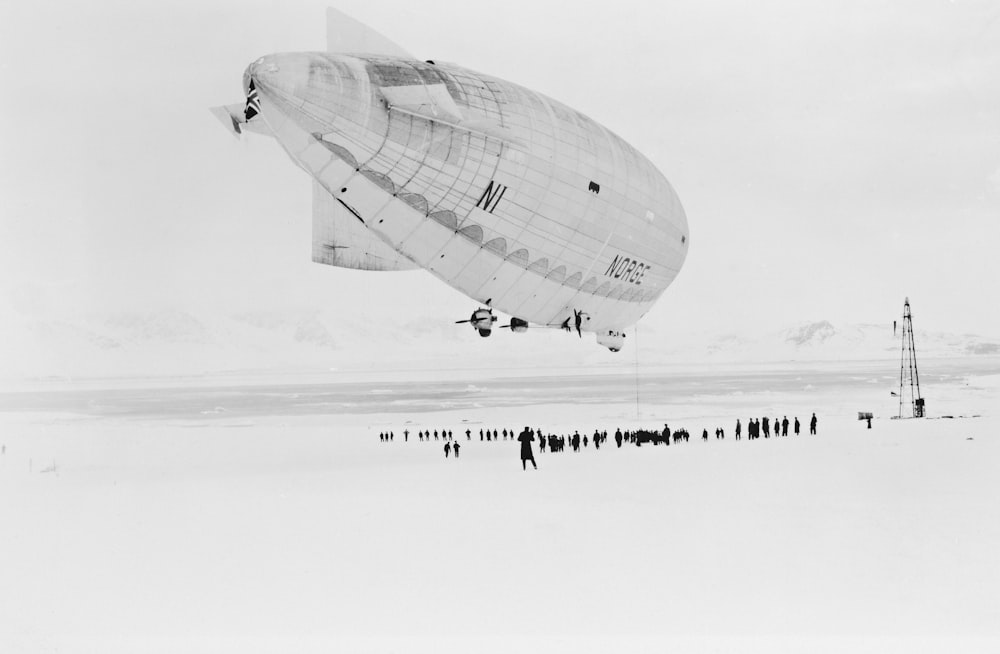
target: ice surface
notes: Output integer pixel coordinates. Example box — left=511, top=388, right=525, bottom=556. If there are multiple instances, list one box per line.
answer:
left=1, top=361, right=998, bottom=653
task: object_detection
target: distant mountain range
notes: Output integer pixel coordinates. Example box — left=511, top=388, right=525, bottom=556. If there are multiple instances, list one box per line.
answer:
left=1, top=309, right=997, bottom=381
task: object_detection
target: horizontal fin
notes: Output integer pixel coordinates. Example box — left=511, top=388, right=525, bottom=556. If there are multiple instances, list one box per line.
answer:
left=208, top=103, right=272, bottom=138
left=209, top=104, right=245, bottom=138
left=381, top=84, right=464, bottom=123
left=383, top=88, right=523, bottom=146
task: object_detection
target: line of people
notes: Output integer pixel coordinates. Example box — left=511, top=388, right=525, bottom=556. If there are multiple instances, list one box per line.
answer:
left=379, top=427, right=532, bottom=443
left=379, top=412, right=820, bottom=467
left=732, top=413, right=817, bottom=440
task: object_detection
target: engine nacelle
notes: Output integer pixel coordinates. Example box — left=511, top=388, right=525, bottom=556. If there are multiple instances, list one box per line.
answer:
left=508, top=317, right=529, bottom=334
left=596, top=329, right=626, bottom=352
left=469, top=307, right=496, bottom=336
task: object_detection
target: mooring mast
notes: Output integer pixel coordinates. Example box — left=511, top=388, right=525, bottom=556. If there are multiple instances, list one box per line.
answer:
left=897, top=297, right=925, bottom=418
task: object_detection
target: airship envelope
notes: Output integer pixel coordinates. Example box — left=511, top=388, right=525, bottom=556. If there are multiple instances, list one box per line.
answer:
left=212, top=8, right=689, bottom=351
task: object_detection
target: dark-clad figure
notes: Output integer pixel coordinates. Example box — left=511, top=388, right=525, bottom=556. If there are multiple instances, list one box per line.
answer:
left=390, top=431, right=394, bottom=441
left=810, top=413, right=818, bottom=435
left=466, top=429, right=471, bottom=440
left=444, top=442, right=451, bottom=458
left=502, top=428, right=508, bottom=440
left=434, top=430, right=439, bottom=440
left=762, top=417, right=770, bottom=438
left=866, top=416, right=872, bottom=429
left=782, top=417, right=789, bottom=437
left=572, top=431, right=581, bottom=452
left=517, top=426, right=537, bottom=470
left=702, top=428, right=708, bottom=442
left=794, top=417, right=800, bottom=435
left=379, top=432, right=384, bottom=442
left=454, top=441, right=461, bottom=457
left=735, top=419, right=742, bottom=441
left=539, top=434, right=546, bottom=452
left=480, top=428, right=484, bottom=441
left=493, top=429, right=498, bottom=440
left=404, top=429, right=409, bottom=442
left=615, top=428, right=623, bottom=448
left=448, top=430, right=453, bottom=440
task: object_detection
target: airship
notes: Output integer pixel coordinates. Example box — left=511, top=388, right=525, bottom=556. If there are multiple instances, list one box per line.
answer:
left=212, top=8, right=688, bottom=352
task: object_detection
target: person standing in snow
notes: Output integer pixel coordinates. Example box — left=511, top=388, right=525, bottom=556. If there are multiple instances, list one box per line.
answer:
left=810, top=413, right=818, bottom=435
left=517, top=426, right=537, bottom=470
left=444, top=442, right=451, bottom=457
left=453, top=441, right=461, bottom=457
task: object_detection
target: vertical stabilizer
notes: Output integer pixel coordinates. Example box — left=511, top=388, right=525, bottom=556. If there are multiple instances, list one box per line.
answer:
left=326, top=8, right=414, bottom=58
left=312, top=181, right=418, bottom=271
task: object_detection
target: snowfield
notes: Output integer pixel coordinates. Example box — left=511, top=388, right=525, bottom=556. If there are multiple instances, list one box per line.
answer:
left=1, top=360, right=998, bottom=653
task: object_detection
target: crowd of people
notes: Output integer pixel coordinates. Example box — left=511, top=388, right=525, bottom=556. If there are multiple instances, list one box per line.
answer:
left=730, top=413, right=819, bottom=439
left=377, top=413, right=819, bottom=468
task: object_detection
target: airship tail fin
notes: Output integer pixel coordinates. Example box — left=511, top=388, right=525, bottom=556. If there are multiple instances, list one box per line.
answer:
left=326, top=7, right=414, bottom=59
left=311, top=181, right=418, bottom=271
left=209, top=103, right=273, bottom=138
left=209, top=103, right=246, bottom=139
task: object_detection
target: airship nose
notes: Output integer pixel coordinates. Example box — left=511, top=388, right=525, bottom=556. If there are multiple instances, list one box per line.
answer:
left=245, top=53, right=312, bottom=103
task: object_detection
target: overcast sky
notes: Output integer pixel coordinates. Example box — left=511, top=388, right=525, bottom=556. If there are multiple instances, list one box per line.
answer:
left=1, top=0, right=998, bottom=342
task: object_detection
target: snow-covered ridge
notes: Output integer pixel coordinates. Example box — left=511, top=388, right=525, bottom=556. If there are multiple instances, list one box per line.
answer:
left=1, top=310, right=997, bottom=381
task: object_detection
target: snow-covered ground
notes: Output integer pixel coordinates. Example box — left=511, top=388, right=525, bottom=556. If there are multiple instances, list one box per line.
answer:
left=1, top=360, right=998, bottom=653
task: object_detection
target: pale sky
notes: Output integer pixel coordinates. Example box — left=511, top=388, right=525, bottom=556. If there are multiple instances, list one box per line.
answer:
left=1, top=0, right=998, bottom=341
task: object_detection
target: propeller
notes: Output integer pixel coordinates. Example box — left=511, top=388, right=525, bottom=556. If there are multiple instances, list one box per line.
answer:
left=456, top=299, right=494, bottom=325
left=558, top=309, right=583, bottom=337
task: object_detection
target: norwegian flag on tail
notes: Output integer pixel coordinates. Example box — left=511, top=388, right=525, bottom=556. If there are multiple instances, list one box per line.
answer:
left=244, top=80, right=261, bottom=120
